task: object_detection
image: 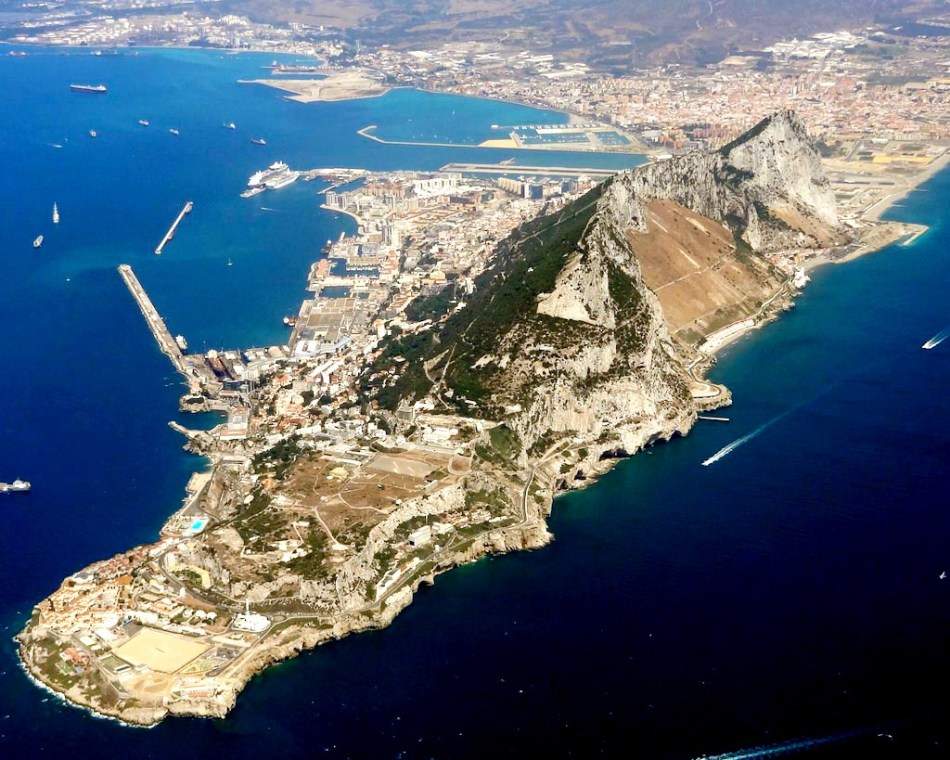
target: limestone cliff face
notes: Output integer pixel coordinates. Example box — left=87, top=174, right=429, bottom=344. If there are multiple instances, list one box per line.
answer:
left=439, top=111, right=840, bottom=458
left=619, top=110, right=841, bottom=251
left=503, top=199, right=694, bottom=456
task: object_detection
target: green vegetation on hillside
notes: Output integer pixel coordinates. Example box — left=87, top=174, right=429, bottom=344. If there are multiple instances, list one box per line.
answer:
left=364, top=183, right=608, bottom=412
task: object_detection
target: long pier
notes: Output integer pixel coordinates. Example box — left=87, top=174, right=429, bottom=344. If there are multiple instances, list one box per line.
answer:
left=438, top=162, right=616, bottom=178
left=155, top=201, right=193, bottom=255
left=118, top=264, right=187, bottom=376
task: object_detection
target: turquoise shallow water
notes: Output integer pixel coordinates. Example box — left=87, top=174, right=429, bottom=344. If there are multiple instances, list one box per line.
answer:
left=0, top=47, right=948, bottom=759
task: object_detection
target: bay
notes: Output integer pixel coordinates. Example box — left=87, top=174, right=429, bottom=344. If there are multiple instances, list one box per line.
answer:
left=0, top=46, right=947, bottom=759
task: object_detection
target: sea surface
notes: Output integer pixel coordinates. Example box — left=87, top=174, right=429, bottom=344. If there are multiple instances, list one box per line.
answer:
left=0, top=47, right=947, bottom=759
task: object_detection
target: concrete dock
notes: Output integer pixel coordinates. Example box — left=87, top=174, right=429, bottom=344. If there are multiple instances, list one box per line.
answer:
left=118, top=264, right=188, bottom=376
left=155, top=201, right=193, bottom=255
left=438, top=162, right=616, bottom=178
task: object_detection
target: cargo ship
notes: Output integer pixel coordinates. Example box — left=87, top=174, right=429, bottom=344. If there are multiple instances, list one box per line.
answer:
left=250, top=137, right=267, bottom=146
left=70, top=84, right=107, bottom=93
left=0, top=479, right=31, bottom=493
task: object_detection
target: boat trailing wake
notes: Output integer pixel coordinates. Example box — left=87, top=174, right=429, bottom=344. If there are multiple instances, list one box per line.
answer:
left=694, top=723, right=899, bottom=759
left=704, top=329, right=946, bottom=466
left=922, top=325, right=950, bottom=350
left=701, top=404, right=803, bottom=467
left=701, top=426, right=768, bottom=466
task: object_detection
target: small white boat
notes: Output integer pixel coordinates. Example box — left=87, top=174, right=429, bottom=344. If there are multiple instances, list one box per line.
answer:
left=169, top=128, right=180, bottom=136
left=89, top=129, right=97, bottom=139
left=33, top=235, right=43, bottom=249
left=138, top=119, right=149, bottom=127
left=52, top=202, right=59, bottom=224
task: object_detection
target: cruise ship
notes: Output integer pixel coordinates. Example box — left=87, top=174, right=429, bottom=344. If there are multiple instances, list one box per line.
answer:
left=243, top=161, right=300, bottom=195
left=70, top=84, right=107, bottom=93
left=0, top=479, right=31, bottom=493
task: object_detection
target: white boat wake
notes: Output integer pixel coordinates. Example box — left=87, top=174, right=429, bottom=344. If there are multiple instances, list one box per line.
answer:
left=701, top=405, right=801, bottom=467
left=695, top=724, right=895, bottom=759
left=701, top=344, right=921, bottom=468
left=922, top=325, right=950, bottom=350
left=701, top=425, right=769, bottom=466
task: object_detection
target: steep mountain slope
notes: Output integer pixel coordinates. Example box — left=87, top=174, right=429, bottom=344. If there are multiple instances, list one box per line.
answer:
left=368, top=111, right=844, bottom=458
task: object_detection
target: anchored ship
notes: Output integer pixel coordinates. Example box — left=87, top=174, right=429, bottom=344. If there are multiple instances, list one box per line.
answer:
left=250, top=137, right=267, bottom=146
left=70, top=84, right=107, bottom=93
left=0, top=479, right=31, bottom=493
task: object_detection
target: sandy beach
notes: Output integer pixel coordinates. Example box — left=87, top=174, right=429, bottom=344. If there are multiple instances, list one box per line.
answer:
left=860, top=150, right=950, bottom=222
left=693, top=150, right=949, bottom=360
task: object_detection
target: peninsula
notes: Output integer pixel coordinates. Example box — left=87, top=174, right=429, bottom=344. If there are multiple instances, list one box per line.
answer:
left=17, top=111, right=939, bottom=725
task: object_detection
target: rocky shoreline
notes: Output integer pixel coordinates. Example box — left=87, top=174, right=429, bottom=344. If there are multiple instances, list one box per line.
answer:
left=17, top=395, right=698, bottom=725
left=18, top=111, right=944, bottom=726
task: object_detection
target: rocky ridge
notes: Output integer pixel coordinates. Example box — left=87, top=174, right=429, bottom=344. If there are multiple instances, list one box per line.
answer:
left=18, top=110, right=849, bottom=727
left=410, top=110, right=844, bottom=461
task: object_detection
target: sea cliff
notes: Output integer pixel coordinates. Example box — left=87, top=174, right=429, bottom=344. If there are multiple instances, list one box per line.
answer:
left=20, top=110, right=920, bottom=725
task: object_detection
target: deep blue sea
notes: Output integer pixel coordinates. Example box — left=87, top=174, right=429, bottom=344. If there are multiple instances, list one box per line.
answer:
left=0, top=47, right=947, bottom=759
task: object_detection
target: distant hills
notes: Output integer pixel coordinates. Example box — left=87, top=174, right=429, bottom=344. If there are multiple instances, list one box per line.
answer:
left=233, top=0, right=945, bottom=67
